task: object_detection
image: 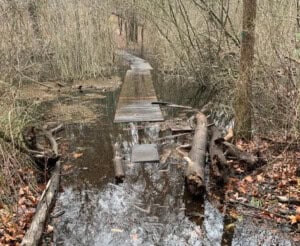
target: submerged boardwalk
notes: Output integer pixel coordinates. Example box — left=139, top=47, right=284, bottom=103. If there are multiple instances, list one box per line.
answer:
left=114, top=51, right=164, bottom=123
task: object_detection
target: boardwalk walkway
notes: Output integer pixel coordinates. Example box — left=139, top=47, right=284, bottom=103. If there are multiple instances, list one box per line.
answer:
left=114, top=50, right=164, bottom=123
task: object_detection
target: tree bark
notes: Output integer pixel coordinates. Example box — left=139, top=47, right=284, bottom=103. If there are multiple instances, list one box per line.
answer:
left=209, top=126, right=228, bottom=184
left=234, top=0, right=257, bottom=140
left=185, top=112, right=207, bottom=196
left=221, top=141, right=258, bottom=167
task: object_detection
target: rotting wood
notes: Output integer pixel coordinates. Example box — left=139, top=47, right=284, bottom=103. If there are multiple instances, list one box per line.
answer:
left=185, top=112, right=207, bottom=196
left=209, top=126, right=228, bottom=184
left=113, top=142, right=125, bottom=183
left=221, top=141, right=258, bottom=166
left=22, top=125, right=63, bottom=169
left=21, top=126, right=62, bottom=246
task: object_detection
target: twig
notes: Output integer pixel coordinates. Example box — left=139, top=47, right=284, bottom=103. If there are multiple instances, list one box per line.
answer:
left=155, top=133, right=191, bottom=141
left=277, top=196, right=300, bottom=206
left=49, top=124, right=64, bottom=135
left=229, top=200, right=288, bottom=219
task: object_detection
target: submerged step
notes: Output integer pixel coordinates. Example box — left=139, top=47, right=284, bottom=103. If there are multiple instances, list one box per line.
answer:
left=131, top=144, right=159, bottom=163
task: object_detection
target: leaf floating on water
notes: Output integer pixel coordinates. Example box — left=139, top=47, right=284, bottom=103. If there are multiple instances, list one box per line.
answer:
left=111, top=228, right=124, bottom=233
left=73, top=152, right=83, bottom=159
left=130, top=233, right=138, bottom=241
left=47, top=225, right=54, bottom=233
left=63, top=164, right=73, bottom=171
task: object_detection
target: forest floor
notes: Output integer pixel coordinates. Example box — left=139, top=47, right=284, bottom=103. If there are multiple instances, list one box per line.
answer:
left=214, top=138, right=300, bottom=243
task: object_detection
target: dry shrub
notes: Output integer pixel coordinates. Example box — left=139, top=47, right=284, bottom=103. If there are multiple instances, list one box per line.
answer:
left=0, top=85, right=38, bottom=207
left=0, top=85, right=36, bottom=141
left=0, top=0, right=115, bottom=83
left=0, top=140, right=37, bottom=206
left=128, top=0, right=300, bottom=137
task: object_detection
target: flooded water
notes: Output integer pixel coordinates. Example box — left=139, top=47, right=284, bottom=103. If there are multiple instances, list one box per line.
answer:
left=47, top=53, right=295, bottom=246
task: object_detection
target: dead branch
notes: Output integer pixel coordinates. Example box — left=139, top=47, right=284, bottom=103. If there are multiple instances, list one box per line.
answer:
left=155, top=133, right=191, bottom=142
left=277, top=196, right=300, bottom=206
left=221, top=141, right=258, bottom=166
left=209, top=126, right=228, bottom=183
left=21, top=127, right=62, bottom=246
left=113, top=142, right=125, bottom=183
left=49, top=123, right=64, bottom=135
left=229, top=200, right=288, bottom=219
left=152, top=101, right=194, bottom=110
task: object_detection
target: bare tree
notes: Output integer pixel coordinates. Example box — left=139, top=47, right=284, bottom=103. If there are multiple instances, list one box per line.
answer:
left=234, top=0, right=257, bottom=140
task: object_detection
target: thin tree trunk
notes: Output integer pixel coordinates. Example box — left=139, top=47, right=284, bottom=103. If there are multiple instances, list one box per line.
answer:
left=234, top=0, right=257, bottom=140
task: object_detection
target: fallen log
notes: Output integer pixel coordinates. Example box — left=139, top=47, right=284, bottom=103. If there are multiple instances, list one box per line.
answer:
left=113, top=142, right=125, bottom=183
left=209, top=126, right=228, bottom=184
left=21, top=128, right=62, bottom=246
left=185, top=112, right=207, bottom=196
left=221, top=141, right=258, bottom=166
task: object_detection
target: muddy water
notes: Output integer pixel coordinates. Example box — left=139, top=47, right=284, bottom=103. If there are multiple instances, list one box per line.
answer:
left=48, top=52, right=295, bottom=246
left=47, top=64, right=226, bottom=245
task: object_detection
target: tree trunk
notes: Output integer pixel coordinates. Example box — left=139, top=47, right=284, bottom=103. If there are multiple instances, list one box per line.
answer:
left=234, top=0, right=257, bottom=140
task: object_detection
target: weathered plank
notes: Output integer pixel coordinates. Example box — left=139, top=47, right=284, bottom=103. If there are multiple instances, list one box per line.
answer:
left=114, top=70, right=164, bottom=123
left=131, top=144, right=159, bottom=162
left=115, top=50, right=153, bottom=71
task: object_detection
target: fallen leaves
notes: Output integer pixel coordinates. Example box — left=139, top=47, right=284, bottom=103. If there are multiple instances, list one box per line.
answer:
left=223, top=138, right=300, bottom=241
left=111, top=228, right=124, bottom=233
left=243, top=175, right=253, bottom=183
left=0, top=185, right=40, bottom=245
left=289, top=215, right=300, bottom=224
left=73, top=152, right=83, bottom=159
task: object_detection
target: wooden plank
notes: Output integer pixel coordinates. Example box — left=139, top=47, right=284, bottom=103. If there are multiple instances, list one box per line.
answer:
left=131, top=144, right=159, bottom=163
left=114, top=70, right=164, bottom=123
left=115, top=50, right=153, bottom=70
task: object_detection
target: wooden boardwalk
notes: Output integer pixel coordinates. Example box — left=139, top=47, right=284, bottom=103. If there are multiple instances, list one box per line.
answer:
left=114, top=51, right=164, bottom=123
